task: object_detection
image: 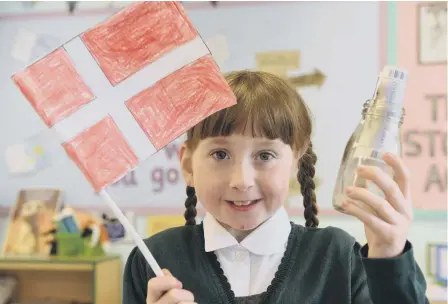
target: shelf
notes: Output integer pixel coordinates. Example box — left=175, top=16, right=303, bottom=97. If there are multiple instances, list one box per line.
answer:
left=0, top=255, right=122, bottom=304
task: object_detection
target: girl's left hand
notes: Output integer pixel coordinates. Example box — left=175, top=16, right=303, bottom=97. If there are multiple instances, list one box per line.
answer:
left=343, top=152, right=413, bottom=258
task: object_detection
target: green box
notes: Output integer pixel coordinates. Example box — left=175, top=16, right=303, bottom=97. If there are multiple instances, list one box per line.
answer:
left=56, top=233, right=85, bottom=257
left=56, top=233, right=105, bottom=258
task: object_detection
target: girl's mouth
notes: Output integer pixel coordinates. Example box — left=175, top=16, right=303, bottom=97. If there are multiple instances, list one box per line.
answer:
left=225, top=199, right=261, bottom=211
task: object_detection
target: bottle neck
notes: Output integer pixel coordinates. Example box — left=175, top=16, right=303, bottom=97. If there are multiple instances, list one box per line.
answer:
left=366, top=104, right=405, bottom=126
left=362, top=100, right=405, bottom=126
left=367, top=71, right=406, bottom=125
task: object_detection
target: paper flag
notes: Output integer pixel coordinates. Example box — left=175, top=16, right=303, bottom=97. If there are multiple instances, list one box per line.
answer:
left=10, top=2, right=236, bottom=276
left=11, top=2, right=237, bottom=192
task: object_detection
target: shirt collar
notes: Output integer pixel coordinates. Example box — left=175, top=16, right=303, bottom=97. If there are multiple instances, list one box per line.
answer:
left=203, top=207, right=291, bottom=255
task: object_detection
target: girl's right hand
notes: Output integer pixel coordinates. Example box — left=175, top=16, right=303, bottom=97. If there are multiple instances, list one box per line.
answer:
left=146, top=269, right=196, bottom=304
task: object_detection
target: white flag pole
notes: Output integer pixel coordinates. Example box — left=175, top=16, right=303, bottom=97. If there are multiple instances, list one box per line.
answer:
left=99, top=189, right=164, bottom=277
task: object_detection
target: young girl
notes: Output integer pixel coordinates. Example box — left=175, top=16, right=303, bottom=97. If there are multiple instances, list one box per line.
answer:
left=123, top=70, right=428, bottom=304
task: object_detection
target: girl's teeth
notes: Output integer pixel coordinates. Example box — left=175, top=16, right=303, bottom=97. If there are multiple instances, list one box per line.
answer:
left=234, top=201, right=251, bottom=206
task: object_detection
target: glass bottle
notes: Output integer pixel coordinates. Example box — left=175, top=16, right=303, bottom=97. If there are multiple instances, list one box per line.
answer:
left=332, top=100, right=371, bottom=211
left=332, top=66, right=408, bottom=213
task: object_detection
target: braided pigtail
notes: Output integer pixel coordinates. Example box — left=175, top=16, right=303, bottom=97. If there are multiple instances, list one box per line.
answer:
left=297, top=142, right=319, bottom=227
left=184, top=186, right=197, bottom=226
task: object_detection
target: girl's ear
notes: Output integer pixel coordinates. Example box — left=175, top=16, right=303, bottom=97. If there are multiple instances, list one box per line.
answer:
left=179, top=142, right=194, bottom=187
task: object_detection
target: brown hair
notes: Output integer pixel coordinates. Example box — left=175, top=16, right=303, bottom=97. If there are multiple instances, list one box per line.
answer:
left=183, top=70, right=319, bottom=227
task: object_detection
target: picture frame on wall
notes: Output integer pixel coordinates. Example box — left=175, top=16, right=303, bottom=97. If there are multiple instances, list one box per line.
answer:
left=2, top=188, right=63, bottom=256
left=418, top=2, right=447, bottom=65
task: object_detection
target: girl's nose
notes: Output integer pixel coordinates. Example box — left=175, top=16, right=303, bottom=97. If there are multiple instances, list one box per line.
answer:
left=228, top=162, right=255, bottom=191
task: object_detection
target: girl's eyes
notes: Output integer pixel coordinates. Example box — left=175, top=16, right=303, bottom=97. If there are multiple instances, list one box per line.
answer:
left=212, top=150, right=228, bottom=160
left=258, top=152, right=275, bottom=161
left=212, top=150, right=229, bottom=160
left=211, top=150, right=275, bottom=161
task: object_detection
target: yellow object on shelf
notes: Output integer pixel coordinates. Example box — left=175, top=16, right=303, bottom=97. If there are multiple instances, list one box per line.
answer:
left=147, top=215, right=185, bottom=236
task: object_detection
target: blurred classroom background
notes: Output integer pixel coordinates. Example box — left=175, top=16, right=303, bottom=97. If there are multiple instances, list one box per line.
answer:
left=0, top=1, right=446, bottom=304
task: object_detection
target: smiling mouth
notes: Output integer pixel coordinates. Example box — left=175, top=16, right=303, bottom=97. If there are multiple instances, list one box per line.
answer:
left=225, top=199, right=261, bottom=207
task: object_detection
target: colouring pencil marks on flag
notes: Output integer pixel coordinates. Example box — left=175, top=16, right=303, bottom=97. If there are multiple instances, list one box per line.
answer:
left=80, top=2, right=198, bottom=86
left=126, top=55, right=236, bottom=150
left=12, top=48, right=96, bottom=127
left=62, top=116, right=139, bottom=192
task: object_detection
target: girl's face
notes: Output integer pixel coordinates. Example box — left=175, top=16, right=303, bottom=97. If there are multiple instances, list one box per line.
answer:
left=181, top=130, right=298, bottom=232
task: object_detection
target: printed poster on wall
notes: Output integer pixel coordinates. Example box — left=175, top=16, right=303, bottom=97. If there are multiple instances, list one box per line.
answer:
left=396, top=2, right=446, bottom=212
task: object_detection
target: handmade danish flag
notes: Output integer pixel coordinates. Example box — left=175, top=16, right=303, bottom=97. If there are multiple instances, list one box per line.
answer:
left=12, top=2, right=237, bottom=192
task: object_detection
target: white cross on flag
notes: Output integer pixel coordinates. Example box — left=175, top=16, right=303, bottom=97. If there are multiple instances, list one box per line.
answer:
left=12, top=2, right=237, bottom=193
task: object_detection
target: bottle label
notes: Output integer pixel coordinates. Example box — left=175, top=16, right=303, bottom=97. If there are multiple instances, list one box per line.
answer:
left=373, top=117, right=394, bottom=148
left=374, top=75, right=406, bottom=106
left=352, top=146, right=387, bottom=160
left=355, top=117, right=400, bottom=151
left=372, top=66, right=407, bottom=107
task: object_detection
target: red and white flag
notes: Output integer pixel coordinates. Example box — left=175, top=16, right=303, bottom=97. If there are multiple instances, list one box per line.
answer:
left=12, top=2, right=236, bottom=192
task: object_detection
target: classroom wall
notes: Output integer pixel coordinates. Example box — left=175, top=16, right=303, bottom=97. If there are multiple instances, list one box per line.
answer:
left=0, top=0, right=446, bottom=299
left=0, top=1, right=382, bottom=211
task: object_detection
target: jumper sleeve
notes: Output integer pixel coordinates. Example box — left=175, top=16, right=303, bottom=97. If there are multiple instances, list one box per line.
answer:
left=351, top=241, right=429, bottom=304
left=123, top=246, right=151, bottom=304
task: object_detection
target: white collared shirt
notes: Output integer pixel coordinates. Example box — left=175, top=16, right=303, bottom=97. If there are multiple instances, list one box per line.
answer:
left=203, top=207, right=291, bottom=297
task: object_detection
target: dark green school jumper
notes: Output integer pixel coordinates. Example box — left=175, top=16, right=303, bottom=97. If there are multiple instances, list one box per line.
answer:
left=123, top=223, right=429, bottom=304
